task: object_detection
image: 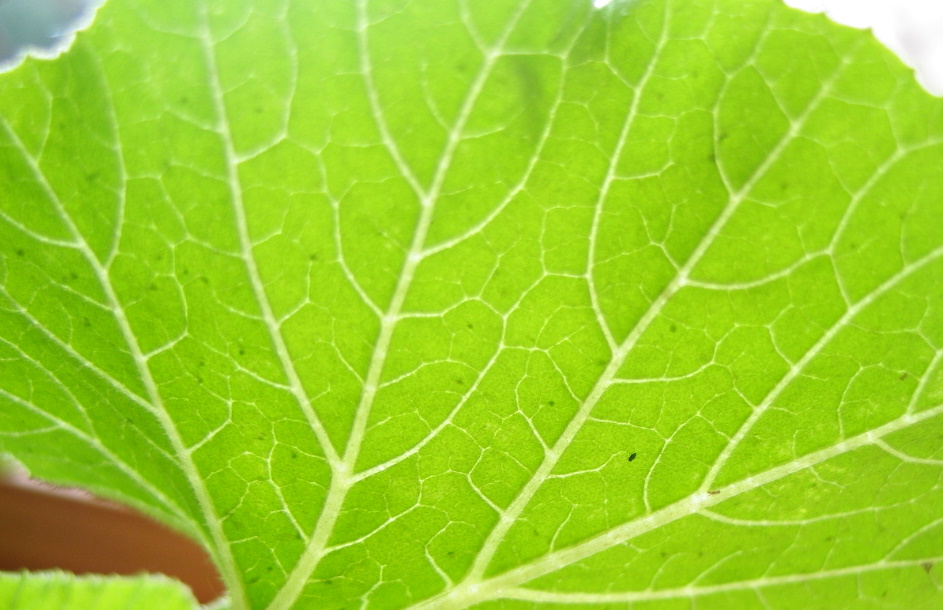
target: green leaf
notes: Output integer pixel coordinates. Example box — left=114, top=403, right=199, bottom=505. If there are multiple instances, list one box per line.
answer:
left=0, top=572, right=201, bottom=609
left=2, top=0, right=943, bottom=608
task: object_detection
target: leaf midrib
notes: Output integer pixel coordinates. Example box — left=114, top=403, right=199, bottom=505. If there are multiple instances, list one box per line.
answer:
left=267, top=1, right=537, bottom=609
left=0, top=90, right=245, bottom=610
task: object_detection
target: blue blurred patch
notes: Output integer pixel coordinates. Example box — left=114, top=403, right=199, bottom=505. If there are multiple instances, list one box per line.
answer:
left=0, top=0, right=92, bottom=64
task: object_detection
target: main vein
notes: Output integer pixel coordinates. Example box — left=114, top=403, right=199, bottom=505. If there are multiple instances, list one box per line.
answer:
left=267, top=2, right=534, bottom=609
left=443, top=11, right=848, bottom=600
left=0, top=116, right=249, bottom=609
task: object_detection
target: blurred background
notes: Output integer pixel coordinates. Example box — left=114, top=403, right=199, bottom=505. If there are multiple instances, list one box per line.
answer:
left=0, top=0, right=92, bottom=64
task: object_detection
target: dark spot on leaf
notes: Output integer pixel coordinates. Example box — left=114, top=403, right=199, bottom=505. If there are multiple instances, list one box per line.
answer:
left=455, top=378, right=464, bottom=385
left=255, top=106, right=264, bottom=114
left=15, top=249, right=24, bottom=257
left=707, top=490, right=721, bottom=495
left=180, top=96, right=189, bottom=104
left=199, top=276, right=209, bottom=284
left=82, top=317, right=91, bottom=328
left=198, top=360, right=206, bottom=367
left=660, top=551, right=667, bottom=557
left=324, top=579, right=333, bottom=585
left=196, top=377, right=204, bottom=385
left=239, top=348, right=246, bottom=355
left=148, top=283, right=157, bottom=291
left=309, top=253, right=318, bottom=261
left=447, top=551, right=455, bottom=557
left=923, top=562, right=933, bottom=574
left=291, top=452, right=298, bottom=459
left=900, top=372, right=909, bottom=381
left=628, top=452, right=636, bottom=462
left=86, top=171, right=99, bottom=183
left=669, top=324, right=677, bottom=333
left=466, top=323, right=474, bottom=329
left=548, top=400, right=555, bottom=406
left=780, top=181, right=789, bottom=191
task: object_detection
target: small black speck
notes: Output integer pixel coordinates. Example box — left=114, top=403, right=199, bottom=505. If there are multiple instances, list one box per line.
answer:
left=900, top=372, right=909, bottom=381
left=324, top=579, right=334, bottom=585
left=238, top=348, right=246, bottom=356
left=707, top=490, right=721, bottom=495
left=628, top=452, right=637, bottom=462
left=548, top=400, right=555, bottom=407
left=922, top=562, right=933, bottom=574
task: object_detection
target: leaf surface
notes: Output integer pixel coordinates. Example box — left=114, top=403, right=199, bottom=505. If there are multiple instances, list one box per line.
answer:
left=1, top=0, right=942, bottom=608
left=0, top=572, right=201, bottom=610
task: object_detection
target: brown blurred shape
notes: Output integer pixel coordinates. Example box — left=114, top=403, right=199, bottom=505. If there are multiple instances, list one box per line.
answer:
left=0, top=475, right=225, bottom=604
